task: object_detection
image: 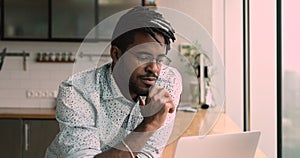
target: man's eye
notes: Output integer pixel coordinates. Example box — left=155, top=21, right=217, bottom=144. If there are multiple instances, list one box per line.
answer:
left=157, top=58, right=164, bottom=63
left=138, top=56, right=151, bottom=61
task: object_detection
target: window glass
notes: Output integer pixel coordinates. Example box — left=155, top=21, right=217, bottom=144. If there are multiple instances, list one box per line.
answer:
left=282, top=0, right=300, bottom=157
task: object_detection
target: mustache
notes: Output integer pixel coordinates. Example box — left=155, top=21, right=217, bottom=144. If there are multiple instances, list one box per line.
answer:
left=139, top=73, right=159, bottom=79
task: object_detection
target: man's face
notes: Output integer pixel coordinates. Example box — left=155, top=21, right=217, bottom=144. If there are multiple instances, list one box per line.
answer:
left=112, top=32, right=167, bottom=101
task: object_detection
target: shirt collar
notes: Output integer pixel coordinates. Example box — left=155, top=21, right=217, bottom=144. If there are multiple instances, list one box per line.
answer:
left=99, top=63, right=131, bottom=102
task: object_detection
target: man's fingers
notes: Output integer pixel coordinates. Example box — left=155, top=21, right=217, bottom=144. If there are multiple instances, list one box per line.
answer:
left=141, top=97, right=174, bottom=117
left=167, top=102, right=175, bottom=113
left=146, top=86, right=172, bottom=103
left=140, top=86, right=175, bottom=118
left=146, top=86, right=164, bottom=104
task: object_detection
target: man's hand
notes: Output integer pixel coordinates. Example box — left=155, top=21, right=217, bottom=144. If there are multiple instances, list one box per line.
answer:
left=139, top=86, right=175, bottom=131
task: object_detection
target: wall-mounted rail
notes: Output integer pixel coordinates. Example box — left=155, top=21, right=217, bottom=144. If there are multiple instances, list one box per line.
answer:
left=78, top=52, right=110, bottom=61
left=0, top=48, right=30, bottom=71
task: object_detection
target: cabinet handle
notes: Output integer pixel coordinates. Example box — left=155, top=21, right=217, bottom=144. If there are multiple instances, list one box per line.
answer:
left=24, top=123, right=30, bottom=151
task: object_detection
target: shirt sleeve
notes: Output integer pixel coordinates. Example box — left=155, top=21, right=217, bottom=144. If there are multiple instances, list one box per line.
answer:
left=45, top=80, right=102, bottom=158
left=137, top=67, right=183, bottom=157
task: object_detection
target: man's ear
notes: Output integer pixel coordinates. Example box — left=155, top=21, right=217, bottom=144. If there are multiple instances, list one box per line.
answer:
left=110, top=46, right=122, bottom=63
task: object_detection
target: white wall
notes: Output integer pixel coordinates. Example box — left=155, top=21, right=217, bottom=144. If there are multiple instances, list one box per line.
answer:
left=159, top=0, right=245, bottom=130
left=212, top=0, right=225, bottom=62
left=220, top=0, right=278, bottom=157
left=250, top=0, right=277, bottom=157
left=224, top=0, right=244, bottom=128
left=0, top=42, right=80, bottom=108
left=224, top=0, right=277, bottom=156
left=0, top=41, right=110, bottom=108
left=157, top=0, right=212, bottom=33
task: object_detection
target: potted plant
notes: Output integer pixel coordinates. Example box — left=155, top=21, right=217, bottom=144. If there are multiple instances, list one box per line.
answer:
left=180, top=42, right=212, bottom=109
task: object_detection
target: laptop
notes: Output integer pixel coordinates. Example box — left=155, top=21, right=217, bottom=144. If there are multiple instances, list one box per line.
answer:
left=174, top=131, right=261, bottom=158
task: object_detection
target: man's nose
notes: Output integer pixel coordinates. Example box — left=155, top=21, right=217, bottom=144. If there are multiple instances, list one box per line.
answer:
left=145, top=61, right=160, bottom=73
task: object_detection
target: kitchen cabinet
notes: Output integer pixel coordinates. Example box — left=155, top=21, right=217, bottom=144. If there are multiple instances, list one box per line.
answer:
left=23, top=119, right=59, bottom=158
left=0, top=119, right=22, bottom=158
left=3, top=0, right=48, bottom=39
left=2, top=0, right=92, bottom=40
left=96, top=0, right=142, bottom=39
left=52, top=0, right=95, bottom=39
left=1, top=0, right=142, bottom=41
left=0, top=119, right=59, bottom=158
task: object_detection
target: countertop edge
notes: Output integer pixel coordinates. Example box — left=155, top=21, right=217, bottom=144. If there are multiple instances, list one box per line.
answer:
left=0, top=108, right=56, bottom=119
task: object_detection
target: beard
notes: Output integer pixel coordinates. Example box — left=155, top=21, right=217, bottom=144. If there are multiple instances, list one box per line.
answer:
left=129, top=82, right=150, bottom=96
left=129, top=72, right=159, bottom=97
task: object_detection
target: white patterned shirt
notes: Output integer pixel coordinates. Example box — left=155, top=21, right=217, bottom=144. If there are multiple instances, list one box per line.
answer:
left=45, top=63, right=182, bottom=158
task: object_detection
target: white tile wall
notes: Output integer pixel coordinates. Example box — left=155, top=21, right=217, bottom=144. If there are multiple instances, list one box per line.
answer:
left=0, top=41, right=110, bottom=108
left=0, top=38, right=194, bottom=108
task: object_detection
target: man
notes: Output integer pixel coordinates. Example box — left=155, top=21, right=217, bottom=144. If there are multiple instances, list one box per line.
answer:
left=46, top=7, right=182, bottom=158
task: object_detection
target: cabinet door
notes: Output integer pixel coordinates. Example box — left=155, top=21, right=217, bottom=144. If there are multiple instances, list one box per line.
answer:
left=96, top=0, right=141, bottom=40
left=52, top=0, right=95, bottom=39
left=0, top=119, right=22, bottom=158
left=23, top=119, right=59, bottom=158
left=3, top=0, right=48, bottom=39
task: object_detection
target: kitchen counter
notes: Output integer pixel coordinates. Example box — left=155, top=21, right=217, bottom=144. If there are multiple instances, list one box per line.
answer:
left=0, top=108, right=56, bottom=119
left=0, top=107, right=267, bottom=158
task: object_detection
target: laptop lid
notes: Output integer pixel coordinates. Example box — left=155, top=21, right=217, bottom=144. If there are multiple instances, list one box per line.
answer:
left=174, top=131, right=261, bottom=158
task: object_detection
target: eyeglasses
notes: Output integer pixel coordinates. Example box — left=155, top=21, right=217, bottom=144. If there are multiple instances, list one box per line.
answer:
left=130, top=52, right=172, bottom=66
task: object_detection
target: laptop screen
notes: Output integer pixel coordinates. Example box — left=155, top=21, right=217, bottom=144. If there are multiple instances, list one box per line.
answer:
left=174, top=131, right=261, bottom=158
